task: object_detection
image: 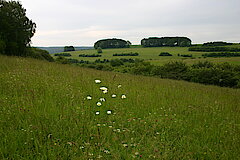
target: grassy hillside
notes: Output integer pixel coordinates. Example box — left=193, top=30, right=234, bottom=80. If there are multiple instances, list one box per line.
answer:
left=0, top=55, right=240, bottom=159
left=54, top=44, right=240, bottom=65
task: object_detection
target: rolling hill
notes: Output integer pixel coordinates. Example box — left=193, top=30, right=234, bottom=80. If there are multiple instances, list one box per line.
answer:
left=0, top=55, right=239, bottom=159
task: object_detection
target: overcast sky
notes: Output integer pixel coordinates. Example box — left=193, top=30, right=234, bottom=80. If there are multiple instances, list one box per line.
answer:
left=20, top=0, right=240, bottom=46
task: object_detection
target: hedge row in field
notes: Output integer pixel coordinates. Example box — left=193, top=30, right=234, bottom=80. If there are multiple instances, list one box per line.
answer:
left=113, top=52, right=139, bottom=56
left=189, top=46, right=240, bottom=52
left=202, top=52, right=240, bottom=57
left=54, top=53, right=72, bottom=57
left=79, top=54, right=101, bottom=57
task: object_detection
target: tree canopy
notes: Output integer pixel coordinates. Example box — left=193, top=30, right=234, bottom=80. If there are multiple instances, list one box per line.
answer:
left=64, top=46, right=75, bottom=52
left=0, top=0, right=36, bottom=56
left=141, top=37, right=191, bottom=47
left=94, top=38, right=130, bottom=49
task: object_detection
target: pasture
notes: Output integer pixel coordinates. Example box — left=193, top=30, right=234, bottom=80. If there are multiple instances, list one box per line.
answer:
left=55, top=44, right=240, bottom=65
left=0, top=55, right=239, bottom=159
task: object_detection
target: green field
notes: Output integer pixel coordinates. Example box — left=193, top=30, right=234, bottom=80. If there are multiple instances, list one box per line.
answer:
left=1, top=55, right=240, bottom=159
left=55, top=44, right=240, bottom=65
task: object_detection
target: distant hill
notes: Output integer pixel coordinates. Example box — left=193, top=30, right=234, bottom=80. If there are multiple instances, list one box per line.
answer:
left=36, top=46, right=93, bottom=54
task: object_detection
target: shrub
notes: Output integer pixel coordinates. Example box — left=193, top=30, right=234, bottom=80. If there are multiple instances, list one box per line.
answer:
left=189, top=46, right=240, bottom=52
left=64, top=46, right=75, bottom=52
left=179, top=54, right=192, bottom=57
left=113, top=52, right=139, bottom=56
left=202, top=52, right=240, bottom=57
left=26, top=47, right=54, bottom=62
left=79, top=54, right=101, bottom=57
left=54, top=53, right=72, bottom=57
left=110, top=59, right=124, bottom=67
left=159, top=52, right=172, bottom=56
left=97, top=47, right=102, bottom=53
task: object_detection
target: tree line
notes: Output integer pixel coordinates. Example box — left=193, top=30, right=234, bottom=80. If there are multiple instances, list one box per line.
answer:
left=0, top=0, right=53, bottom=62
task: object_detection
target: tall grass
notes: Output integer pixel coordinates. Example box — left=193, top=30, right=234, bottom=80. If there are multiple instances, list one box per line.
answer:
left=0, top=55, right=239, bottom=159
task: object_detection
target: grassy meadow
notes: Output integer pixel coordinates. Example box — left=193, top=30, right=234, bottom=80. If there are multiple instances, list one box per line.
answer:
left=56, top=44, right=240, bottom=65
left=0, top=55, right=240, bottom=159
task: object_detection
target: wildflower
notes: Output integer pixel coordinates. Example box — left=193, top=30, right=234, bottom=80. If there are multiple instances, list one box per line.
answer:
left=107, top=110, right=112, bottom=115
left=87, top=96, right=92, bottom=100
left=100, top=87, right=108, bottom=91
left=97, top=102, right=102, bottom=106
left=112, top=94, right=117, bottom=98
left=118, top=84, right=122, bottom=88
left=121, top=94, right=126, bottom=99
left=100, top=98, right=105, bottom=102
left=135, top=152, right=139, bottom=155
left=95, top=80, right=101, bottom=84
left=104, top=149, right=110, bottom=154
left=122, top=143, right=128, bottom=147
left=103, top=90, right=108, bottom=94
left=96, top=111, right=100, bottom=115
left=97, top=155, right=103, bottom=159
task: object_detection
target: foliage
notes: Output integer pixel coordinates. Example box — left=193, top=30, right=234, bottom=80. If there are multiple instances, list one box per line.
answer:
left=203, top=41, right=233, bottom=46
left=79, top=54, right=101, bottom=57
left=178, top=54, right=192, bottom=57
left=54, top=53, right=72, bottom=57
left=0, top=0, right=36, bottom=56
left=113, top=52, right=139, bottom=56
left=97, top=47, right=102, bottom=53
left=202, top=52, right=240, bottom=57
left=94, top=38, right=130, bottom=49
left=26, top=47, right=54, bottom=62
left=64, top=46, right=75, bottom=52
left=110, top=59, right=124, bottom=67
left=141, top=37, right=191, bottom=47
left=159, top=52, right=172, bottom=56
left=1, top=55, right=240, bottom=159
left=189, top=46, right=240, bottom=52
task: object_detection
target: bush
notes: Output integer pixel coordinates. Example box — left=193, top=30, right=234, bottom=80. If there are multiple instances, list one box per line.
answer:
left=26, top=47, right=54, bottom=62
left=159, top=52, right=172, bottom=56
left=113, top=52, right=139, bottom=56
left=110, top=59, right=124, bottom=67
left=64, top=46, right=75, bottom=52
left=203, top=41, right=233, bottom=46
left=79, top=54, right=101, bottom=57
left=0, top=39, right=6, bottom=54
left=160, top=61, right=188, bottom=80
left=189, top=46, right=240, bottom=52
left=186, top=68, right=238, bottom=87
left=97, top=47, right=102, bottom=53
left=179, top=54, right=192, bottom=57
left=202, top=52, right=240, bottom=57
left=54, top=53, right=72, bottom=57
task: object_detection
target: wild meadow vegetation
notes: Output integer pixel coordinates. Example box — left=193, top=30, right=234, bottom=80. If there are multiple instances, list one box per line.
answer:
left=1, top=1, right=240, bottom=159
left=0, top=55, right=240, bottom=159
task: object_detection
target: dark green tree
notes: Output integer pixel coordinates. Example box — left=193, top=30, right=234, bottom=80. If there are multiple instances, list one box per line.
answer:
left=64, top=46, right=75, bottom=52
left=0, top=0, right=36, bottom=56
left=97, top=47, right=102, bottom=53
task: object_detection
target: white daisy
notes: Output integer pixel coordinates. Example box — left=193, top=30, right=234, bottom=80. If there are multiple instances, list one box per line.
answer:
left=87, top=96, right=92, bottom=100
left=100, top=87, right=108, bottom=91
left=107, top=110, right=112, bottom=115
left=95, top=111, right=100, bottom=115
left=103, top=90, right=108, bottom=94
left=97, top=102, right=102, bottom=106
left=121, top=94, right=126, bottom=99
left=95, top=80, right=101, bottom=84
left=100, top=98, right=106, bottom=102
left=112, top=94, right=117, bottom=98
left=118, top=84, right=122, bottom=88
